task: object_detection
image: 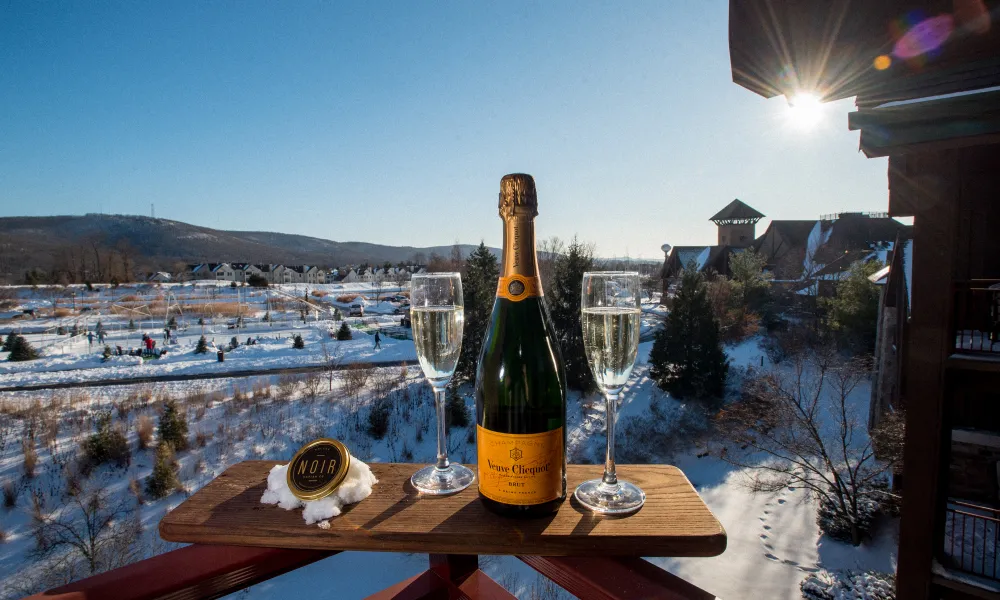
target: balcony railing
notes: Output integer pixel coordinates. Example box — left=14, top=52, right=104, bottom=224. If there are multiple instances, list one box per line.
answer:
left=943, top=500, right=1000, bottom=581
left=25, top=546, right=717, bottom=600
left=954, top=280, right=1000, bottom=354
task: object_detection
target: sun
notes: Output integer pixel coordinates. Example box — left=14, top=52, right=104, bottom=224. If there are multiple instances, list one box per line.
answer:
left=786, top=92, right=824, bottom=131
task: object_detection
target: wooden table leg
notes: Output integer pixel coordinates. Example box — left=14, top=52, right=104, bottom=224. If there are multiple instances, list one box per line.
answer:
left=430, top=553, right=479, bottom=583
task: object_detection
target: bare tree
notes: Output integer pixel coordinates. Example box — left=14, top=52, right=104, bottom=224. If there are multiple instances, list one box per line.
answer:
left=392, top=267, right=410, bottom=292
left=319, top=335, right=344, bottom=392
left=716, top=349, right=902, bottom=545
left=537, top=236, right=564, bottom=295
left=371, top=272, right=386, bottom=303
left=30, top=483, right=142, bottom=575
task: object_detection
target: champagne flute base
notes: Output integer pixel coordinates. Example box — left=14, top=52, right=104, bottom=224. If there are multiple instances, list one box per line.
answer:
left=410, top=464, right=475, bottom=495
left=574, top=479, right=645, bottom=514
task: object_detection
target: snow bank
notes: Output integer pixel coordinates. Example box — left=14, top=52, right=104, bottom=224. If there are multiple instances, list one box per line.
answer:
left=260, top=456, right=378, bottom=525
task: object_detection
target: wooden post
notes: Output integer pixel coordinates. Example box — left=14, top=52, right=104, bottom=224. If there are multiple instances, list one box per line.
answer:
left=894, top=150, right=958, bottom=599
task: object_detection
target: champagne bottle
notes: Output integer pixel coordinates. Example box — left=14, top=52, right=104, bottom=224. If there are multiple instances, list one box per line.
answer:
left=475, top=173, right=567, bottom=517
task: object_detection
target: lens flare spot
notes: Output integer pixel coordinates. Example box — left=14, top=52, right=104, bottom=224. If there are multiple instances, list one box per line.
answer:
left=893, top=14, right=954, bottom=59
left=873, top=55, right=892, bottom=71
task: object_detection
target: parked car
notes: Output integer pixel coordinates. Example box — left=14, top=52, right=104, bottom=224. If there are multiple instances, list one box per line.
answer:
left=349, top=303, right=365, bottom=317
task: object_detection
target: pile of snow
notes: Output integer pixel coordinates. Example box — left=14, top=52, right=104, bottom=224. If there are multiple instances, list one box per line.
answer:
left=800, top=569, right=895, bottom=600
left=260, top=456, right=378, bottom=526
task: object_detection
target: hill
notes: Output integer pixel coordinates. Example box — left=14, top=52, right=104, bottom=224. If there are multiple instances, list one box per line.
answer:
left=0, top=214, right=484, bottom=283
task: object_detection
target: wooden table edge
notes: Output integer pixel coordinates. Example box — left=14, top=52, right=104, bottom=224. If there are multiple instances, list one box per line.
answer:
left=158, top=460, right=728, bottom=558
left=157, top=520, right=727, bottom=557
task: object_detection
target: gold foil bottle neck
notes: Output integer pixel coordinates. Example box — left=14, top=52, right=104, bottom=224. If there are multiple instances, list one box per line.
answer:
left=499, top=173, right=538, bottom=219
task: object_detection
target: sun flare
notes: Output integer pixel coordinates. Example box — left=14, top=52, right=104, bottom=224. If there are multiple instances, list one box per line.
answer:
left=787, top=92, right=824, bottom=131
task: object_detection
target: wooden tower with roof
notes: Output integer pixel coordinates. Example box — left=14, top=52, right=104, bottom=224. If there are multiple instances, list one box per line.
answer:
left=709, top=199, right=764, bottom=247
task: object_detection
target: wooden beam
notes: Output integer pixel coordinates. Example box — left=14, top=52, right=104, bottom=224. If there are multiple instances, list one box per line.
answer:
left=518, top=556, right=717, bottom=600
left=26, top=545, right=337, bottom=600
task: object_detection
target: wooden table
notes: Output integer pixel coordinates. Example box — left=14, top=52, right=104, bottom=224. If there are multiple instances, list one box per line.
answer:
left=160, top=461, right=726, bottom=558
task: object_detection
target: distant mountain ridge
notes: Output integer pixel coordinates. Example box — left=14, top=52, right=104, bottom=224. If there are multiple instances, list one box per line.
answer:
left=0, top=214, right=489, bottom=281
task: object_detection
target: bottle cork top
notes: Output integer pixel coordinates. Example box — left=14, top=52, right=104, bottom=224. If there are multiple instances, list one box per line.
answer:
left=499, top=173, right=538, bottom=218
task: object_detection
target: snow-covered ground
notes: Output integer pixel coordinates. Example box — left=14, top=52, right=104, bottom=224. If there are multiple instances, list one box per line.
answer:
left=0, top=283, right=415, bottom=388
left=0, top=321, right=898, bottom=598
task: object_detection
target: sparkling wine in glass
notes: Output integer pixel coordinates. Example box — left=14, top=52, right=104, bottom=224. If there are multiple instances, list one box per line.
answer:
left=575, top=271, right=645, bottom=514
left=408, top=273, right=475, bottom=494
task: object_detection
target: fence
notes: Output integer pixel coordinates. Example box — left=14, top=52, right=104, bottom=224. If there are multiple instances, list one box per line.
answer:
left=953, top=280, right=1000, bottom=354
left=943, top=500, right=1000, bottom=581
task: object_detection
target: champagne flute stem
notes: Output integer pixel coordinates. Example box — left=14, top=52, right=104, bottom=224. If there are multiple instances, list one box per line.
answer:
left=602, top=391, right=619, bottom=487
left=433, top=385, right=450, bottom=470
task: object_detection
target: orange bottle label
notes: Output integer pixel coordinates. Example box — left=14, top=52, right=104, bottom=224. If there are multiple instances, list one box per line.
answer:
left=477, top=426, right=563, bottom=505
left=496, top=274, right=543, bottom=302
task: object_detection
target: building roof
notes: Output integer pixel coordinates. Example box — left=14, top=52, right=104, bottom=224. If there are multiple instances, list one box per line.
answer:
left=709, top=199, right=765, bottom=223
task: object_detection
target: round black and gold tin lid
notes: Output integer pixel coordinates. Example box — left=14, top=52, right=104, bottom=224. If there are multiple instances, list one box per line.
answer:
left=286, top=438, right=351, bottom=501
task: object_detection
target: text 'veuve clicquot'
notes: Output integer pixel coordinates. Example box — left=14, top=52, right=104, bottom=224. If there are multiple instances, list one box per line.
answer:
left=474, top=173, right=567, bottom=517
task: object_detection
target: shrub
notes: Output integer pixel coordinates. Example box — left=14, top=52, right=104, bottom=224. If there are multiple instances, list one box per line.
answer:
left=102, top=345, right=112, bottom=361
left=336, top=322, right=352, bottom=341
left=81, top=411, right=131, bottom=471
left=311, top=290, right=327, bottom=298
left=194, top=335, right=209, bottom=355
left=336, top=294, right=360, bottom=303
left=230, top=336, right=239, bottom=349
left=801, top=570, right=895, bottom=600
left=367, top=398, right=392, bottom=439
left=816, top=479, right=889, bottom=544
left=128, top=319, right=136, bottom=330
left=247, top=274, right=268, bottom=288
left=158, top=400, right=189, bottom=451
left=292, top=334, right=305, bottom=349
left=167, top=316, right=178, bottom=330
left=22, top=438, right=37, bottom=478
left=145, top=443, right=180, bottom=500
left=3, top=480, right=16, bottom=508
left=136, top=415, right=154, bottom=449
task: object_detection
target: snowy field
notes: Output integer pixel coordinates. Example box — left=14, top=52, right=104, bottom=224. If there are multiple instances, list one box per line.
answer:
left=0, top=330, right=898, bottom=599
left=0, top=283, right=415, bottom=388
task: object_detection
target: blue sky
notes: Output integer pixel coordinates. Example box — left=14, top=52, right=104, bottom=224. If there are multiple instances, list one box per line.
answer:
left=1, top=1, right=889, bottom=259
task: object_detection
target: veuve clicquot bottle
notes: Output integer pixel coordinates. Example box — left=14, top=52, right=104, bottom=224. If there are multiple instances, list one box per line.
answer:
left=475, top=173, right=567, bottom=517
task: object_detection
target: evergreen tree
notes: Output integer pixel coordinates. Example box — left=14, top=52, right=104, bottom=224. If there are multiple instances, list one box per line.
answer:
left=293, top=334, right=305, bottom=349
left=728, top=248, right=771, bottom=312
left=548, top=239, right=596, bottom=392
left=167, top=316, right=178, bottom=330
left=197, top=317, right=204, bottom=326
left=7, top=334, right=40, bottom=362
left=820, top=260, right=882, bottom=352
left=1, top=333, right=13, bottom=352
left=158, top=399, right=189, bottom=451
left=337, top=322, right=352, bottom=340
left=194, top=335, right=209, bottom=354
left=145, top=442, right=180, bottom=499
left=649, top=268, right=728, bottom=401
left=445, top=384, right=470, bottom=427
left=455, top=242, right=499, bottom=383
left=128, top=319, right=136, bottom=330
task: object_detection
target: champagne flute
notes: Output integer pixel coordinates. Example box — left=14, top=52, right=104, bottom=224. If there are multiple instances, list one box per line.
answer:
left=575, top=271, right=645, bottom=514
left=408, top=273, right=475, bottom=494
